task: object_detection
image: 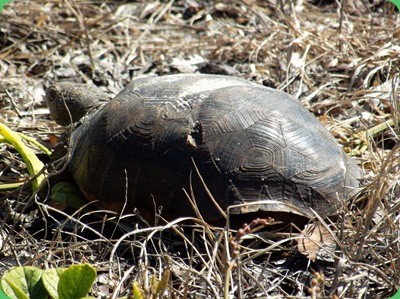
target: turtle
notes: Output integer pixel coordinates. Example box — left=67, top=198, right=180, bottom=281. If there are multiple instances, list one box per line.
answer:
left=46, top=74, right=360, bottom=222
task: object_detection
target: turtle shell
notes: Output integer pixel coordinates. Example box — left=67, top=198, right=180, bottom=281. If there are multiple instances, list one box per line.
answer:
left=67, top=74, right=359, bottom=220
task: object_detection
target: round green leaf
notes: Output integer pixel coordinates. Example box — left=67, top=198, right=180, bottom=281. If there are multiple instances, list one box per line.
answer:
left=50, top=182, right=87, bottom=209
left=58, top=264, right=96, bottom=299
left=0, top=0, right=12, bottom=12
left=0, top=287, right=12, bottom=299
left=42, top=268, right=67, bottom=299
left=1, top=267, right=47, bottom=299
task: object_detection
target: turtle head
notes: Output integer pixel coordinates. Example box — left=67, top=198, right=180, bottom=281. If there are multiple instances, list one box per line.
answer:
left=46, top=82, right=110, bottom=126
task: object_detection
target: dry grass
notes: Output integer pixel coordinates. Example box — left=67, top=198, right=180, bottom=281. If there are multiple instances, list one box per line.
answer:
left=0, top=0, right=399, bottom=298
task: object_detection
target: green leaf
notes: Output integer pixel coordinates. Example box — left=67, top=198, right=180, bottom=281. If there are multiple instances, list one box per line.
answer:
left=0, top=123, right=46, bottom=191
left=42, top=268, right=67, bottom=299
left=155, top=270, right=170, bottom=297
left=50, top=182, right=87, bottom=209
left=1, top=267, right=47, bottom=299
left=58, top=264, right=96, bottom=299
left=0, top=287, right=12, bottom=299
left=132, top=282, right=145, bottom=299
left=150, top=275, right=158, bottom=297
left=389, top=288, right=400, bottom=299
left=0, top=0, right=12, bottom=12
left=1, top=280, right=28, bottom=299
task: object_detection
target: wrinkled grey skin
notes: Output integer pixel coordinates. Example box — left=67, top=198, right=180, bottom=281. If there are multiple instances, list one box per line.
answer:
left=46, top=74, right=360, bottom=221
left=46, top=82, right=110, bottom=126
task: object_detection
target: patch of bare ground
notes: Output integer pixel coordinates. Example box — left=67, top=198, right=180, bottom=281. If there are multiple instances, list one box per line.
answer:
left=0, top=0, right=399, bottom=298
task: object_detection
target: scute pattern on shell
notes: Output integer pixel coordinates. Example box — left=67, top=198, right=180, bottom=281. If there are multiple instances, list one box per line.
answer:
left=67, top=74, right=359, bottom=220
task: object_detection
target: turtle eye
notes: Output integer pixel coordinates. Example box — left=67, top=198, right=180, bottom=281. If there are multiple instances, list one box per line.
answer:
left=46, top=87, right=55, bottom=102
left=46, top=86, right=61, bottom=103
